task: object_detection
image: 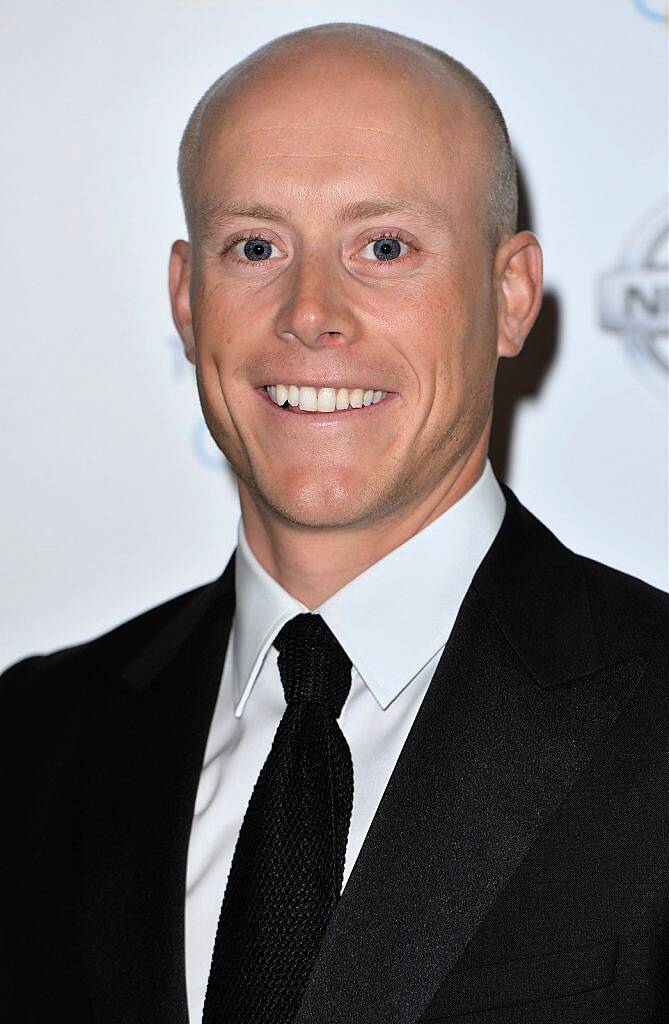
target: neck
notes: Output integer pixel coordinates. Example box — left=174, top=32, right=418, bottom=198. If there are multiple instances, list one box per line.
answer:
left=238, top=441, right=489, bottom=611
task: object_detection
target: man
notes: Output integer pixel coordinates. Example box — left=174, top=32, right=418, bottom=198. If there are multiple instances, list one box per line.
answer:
left=1, top=20, right=667, bottom=1024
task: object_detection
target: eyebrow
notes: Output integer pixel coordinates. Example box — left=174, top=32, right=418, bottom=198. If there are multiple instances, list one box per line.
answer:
left=199, top=196, right=450, bottom=231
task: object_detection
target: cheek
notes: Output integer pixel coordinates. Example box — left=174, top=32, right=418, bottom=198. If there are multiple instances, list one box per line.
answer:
left=446, top=257, right=496, bottom=354
left=189, top=289, right=238, bottom=415
left=193, top=251, right=271, bottom=338
left=420, top=272, right=497, bottom=407
left=192, top=283, right=260, bottom=404
left=193, top=278, right=239, bottom=348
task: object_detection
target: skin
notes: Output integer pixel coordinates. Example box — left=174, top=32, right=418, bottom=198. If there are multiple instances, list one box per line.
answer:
left=169, top=39, right=543, bottom=610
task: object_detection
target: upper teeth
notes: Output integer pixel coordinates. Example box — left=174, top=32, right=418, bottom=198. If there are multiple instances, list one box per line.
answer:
left=265, top=384, right=389, bottom=411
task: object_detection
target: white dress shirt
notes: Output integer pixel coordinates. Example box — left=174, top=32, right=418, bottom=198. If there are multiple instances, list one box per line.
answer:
left=184, top=458, right=506, bottom=1023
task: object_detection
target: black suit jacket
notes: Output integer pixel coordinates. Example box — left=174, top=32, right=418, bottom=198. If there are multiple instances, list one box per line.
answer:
left=1, top=484, right=667, bottom=1023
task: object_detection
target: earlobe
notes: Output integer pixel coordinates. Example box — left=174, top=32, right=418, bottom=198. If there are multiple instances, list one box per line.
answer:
left=168, top=240, right=196, bottom=365
left=496, top=231, right=543, bottom=359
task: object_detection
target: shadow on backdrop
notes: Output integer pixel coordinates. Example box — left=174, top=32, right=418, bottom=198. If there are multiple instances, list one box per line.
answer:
left=489, top=159, right=560, bottom=484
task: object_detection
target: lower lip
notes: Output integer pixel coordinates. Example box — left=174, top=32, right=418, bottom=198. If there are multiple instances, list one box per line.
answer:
left=254, top=387, right=400, bottom=424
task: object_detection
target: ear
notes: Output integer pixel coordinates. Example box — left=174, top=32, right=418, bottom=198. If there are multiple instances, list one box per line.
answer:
left=495, top=230, right=543, bottom=358
left=168, top=239, right=196, bottom=365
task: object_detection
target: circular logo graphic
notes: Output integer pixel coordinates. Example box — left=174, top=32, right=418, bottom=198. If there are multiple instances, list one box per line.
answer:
left=599, top=200, right=668, bottom=395
left=633, top=0, right=668, bottom=22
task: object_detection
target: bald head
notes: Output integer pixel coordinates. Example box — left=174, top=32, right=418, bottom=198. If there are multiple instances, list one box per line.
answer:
left=177, top=22, right=518, bottom=249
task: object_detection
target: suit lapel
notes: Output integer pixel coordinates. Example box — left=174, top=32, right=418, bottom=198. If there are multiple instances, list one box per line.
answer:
left=294, top=486, right=641, bottom=1024
left=74, top=556, right=236, bottom=1024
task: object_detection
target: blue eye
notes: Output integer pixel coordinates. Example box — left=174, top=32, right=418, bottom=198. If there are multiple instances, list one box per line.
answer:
left=243, top=238, right=274, bottom=261
left=374, top=238, right=401, bottom=260
left=359, top=236, right=408, bottom=261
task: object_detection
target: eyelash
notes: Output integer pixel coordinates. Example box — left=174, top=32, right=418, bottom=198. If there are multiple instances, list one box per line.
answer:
left=221, top=229, right=415, bottom=265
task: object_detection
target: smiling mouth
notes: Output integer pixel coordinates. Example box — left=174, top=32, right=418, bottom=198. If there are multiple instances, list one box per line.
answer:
left=255, top=386, right=399, bottom=419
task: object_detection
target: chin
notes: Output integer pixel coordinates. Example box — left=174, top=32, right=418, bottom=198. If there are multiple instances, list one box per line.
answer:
left=272, top=491, right=360, bottom=529
left=255, top=477, right=371, bottom=529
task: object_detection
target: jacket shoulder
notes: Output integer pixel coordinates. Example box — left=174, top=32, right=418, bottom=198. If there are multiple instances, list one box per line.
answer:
left=480, top=485, right=667, bottom=681
left=578, top=553, right=667, bottom=663
left=0, top=578, right=216, bottom=709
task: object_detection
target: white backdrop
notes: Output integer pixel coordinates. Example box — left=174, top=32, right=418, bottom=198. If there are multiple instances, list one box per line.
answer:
left=2, top=0, right=667, bottom=671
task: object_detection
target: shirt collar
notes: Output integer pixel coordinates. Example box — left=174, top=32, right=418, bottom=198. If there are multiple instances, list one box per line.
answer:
left=231, top=458, right=506, bottom=717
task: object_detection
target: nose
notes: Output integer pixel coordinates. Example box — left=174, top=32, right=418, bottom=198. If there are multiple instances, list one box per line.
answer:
left=274, top=251, right=356, bottom=348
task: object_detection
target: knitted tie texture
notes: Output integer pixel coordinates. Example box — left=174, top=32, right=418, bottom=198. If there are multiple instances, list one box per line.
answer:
left=201, top=612, right=354, bottom=1024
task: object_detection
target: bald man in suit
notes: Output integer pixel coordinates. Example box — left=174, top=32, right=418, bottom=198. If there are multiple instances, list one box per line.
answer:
left=2, top=22, right=667, bottom=1024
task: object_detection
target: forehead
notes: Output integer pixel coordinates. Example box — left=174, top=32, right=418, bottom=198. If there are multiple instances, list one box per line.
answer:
left=195, top=53, right=486, bottom=223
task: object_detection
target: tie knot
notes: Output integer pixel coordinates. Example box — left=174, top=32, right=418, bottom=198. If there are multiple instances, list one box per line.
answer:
left=272, top=613, right=352, bottom=717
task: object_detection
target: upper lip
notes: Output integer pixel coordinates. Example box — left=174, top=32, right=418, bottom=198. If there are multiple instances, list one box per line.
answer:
left=256, top=380, right=395, bottom=392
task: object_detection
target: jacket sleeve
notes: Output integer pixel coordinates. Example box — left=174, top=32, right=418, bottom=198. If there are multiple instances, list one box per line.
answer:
left=0, top=655, right=46, bottom=1019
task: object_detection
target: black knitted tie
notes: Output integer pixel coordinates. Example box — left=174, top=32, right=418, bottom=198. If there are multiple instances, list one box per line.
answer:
left=201, top=612, right=354, bottom=1024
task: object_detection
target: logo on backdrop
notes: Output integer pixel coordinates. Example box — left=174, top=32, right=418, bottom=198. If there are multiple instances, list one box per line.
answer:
left=598, top=200, right=668, bottom=395
left=633, top=0, right=668, bottom=23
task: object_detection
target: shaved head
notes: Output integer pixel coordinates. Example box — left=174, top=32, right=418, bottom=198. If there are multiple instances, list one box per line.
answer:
left=177, top=22, right=518, bottom=248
